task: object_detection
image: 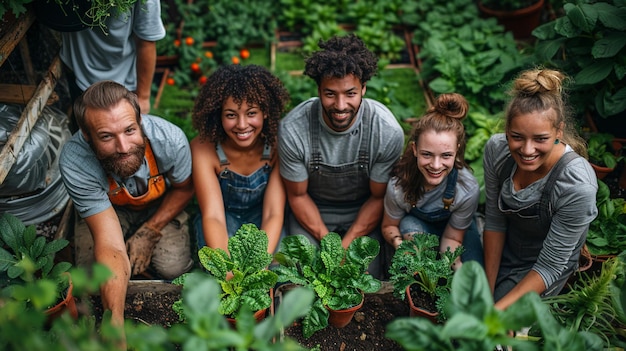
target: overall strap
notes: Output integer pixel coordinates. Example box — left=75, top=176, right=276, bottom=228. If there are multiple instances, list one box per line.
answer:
left=357, top=101, right=372, bottom=168
left=216, top=142, right=229, bottom=166
left=538, top=151, right=578, bottom=228
left=497, top=151, right=579, bottom=228
left=442, top=168, right=458, bottom=210
left=262, top=144, right=271, bottom=161
left=309, top=100, right=322, bottom=167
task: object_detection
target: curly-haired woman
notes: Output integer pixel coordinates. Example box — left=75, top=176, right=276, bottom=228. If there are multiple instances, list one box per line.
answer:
left=191, top=64, right=290, bottom=253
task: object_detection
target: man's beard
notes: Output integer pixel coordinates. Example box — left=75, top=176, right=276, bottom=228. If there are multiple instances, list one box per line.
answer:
left=97, top=143, right=146, bottom=178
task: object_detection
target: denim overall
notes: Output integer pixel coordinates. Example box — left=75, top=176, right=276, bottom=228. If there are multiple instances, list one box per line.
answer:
left=195, top=143, right=272, bottom=248
left=399, top=168, right=484, bottom=265
left=287, top=101, right=387, bottom=279
left=494, top=151, right=580, bottom=301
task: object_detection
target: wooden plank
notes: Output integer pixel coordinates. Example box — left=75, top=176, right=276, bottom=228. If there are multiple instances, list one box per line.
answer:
left=0, top=54, right=62, bottom=184
left=54, top=199, right=73, bottom=240
left=0, top=10, right=35, bottom=67
left=0, top=84, right=59, bottom=105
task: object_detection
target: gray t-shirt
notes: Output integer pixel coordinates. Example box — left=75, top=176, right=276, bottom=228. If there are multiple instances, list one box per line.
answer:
left=60, top=0, right=165, bottom=91
left=483, top=133, right=598, bottom=288
left=59, top=115, right=192, bottom=218
left=278, top=97, right=404, bottom=184
left=384, top=167, right=480, bottom=230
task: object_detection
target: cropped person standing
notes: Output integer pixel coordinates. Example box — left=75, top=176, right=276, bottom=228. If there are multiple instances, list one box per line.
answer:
left=483, top=68, right=597, bottom=310
left=278, top=34, right=405, bottom=279
left=191, top=64, right=290, bottom=254
left=59, top=81, right=194, bottom=329
left=382, top=93, right=483, bottom=270
left=61, top=0, right=165, bottom=122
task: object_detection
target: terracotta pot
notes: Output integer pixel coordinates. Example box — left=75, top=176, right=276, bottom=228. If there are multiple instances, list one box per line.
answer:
left=478, top=0, right=545, bottom=39
left=406, top=284, right=438, bottom=323
left=226, top=307, right=268, bottom=328
left=326, top=292, right=364, bottom=328
left=226, top=287, right=273, bottom=328
left=590, top=162, right=614, bottom=180
left=45, top=273, right=78, bottom=324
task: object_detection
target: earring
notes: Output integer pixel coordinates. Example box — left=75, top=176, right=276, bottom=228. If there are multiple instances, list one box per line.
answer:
left=554, top=139, right=560, bottom=144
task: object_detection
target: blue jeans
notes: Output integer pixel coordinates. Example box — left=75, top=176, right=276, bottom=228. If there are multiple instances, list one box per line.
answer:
left=399, top=215, right=484, bottom=266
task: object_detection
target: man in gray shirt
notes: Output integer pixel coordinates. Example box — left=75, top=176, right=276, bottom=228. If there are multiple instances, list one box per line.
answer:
left=59, top=81, right=194, bottom=333
left=278, top=34, right=404, bottom=278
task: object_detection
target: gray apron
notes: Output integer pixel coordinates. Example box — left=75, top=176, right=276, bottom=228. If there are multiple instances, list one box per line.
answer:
left=494, top=151, right=581, bottom=300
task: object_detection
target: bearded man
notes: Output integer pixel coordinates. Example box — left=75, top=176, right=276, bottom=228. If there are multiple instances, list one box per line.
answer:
left=59, top=80, right=194, bottom=328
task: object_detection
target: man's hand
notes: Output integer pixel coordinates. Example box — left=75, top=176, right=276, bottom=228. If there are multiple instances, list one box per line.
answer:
left=126, top=223, right=162, bottom=275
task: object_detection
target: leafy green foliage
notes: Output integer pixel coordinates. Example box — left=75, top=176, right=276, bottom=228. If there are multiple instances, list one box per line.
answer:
left=586, top=132, right=623, bottom=168
left=386, top=261, right=605, bottom=351
left=542, top=251, right=626, bottom=348
left=171, top=272, right=314, bottom=351
left=414, top=0, right=531, bottom=115
left=278, top=0, right=411, bottom=62
left=533, top=0, right=626, bottom=119
left=173, top=224, right=277, bottom=318
left=388, top=234, right=463, bottom=321
left=0, top=213, right=72, bottom=302
left=0, top=265, right=313, bottom=350
left=0, top=0, right=33, bottom=18
left=463, top=108, right=505, bottom=204
left=272, top=233, right=381, bottom=338
left=586, top=179, right=626, bottom=255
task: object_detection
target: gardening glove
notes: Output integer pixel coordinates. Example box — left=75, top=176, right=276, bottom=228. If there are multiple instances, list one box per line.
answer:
left=126, top=223, right=162, bottom=276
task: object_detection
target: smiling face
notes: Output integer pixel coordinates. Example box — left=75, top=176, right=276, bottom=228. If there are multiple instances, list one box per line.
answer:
left=83, top=100, right=145, bottom=178
left=318, top=74, right=365, bottom=132
left=221, top=97, right=265, bottom=149
left=413, top=129, right=458, bottom=191
left=506, top=109, right=563, bottom=175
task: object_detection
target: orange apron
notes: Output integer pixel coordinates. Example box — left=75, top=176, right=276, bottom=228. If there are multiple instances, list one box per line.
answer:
left=107, top=140, right=166, bottom=210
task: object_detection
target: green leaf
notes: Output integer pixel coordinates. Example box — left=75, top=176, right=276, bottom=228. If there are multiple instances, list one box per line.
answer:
left=41, top=238, right=69, bottom=256
left=574, top=60, right=613, bottom=84
left=0, top=213, right=24, bottom=253
left=591, top=33, right=626, bottom=58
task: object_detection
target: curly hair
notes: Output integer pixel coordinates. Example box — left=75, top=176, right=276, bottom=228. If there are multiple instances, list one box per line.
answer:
left=393, top=93, right=470, bottom=206
left=505, top=68, right=587, bottom=158
left=192, top=64, right=290, bottom=147
left=304, top=34, right=378, bottom=86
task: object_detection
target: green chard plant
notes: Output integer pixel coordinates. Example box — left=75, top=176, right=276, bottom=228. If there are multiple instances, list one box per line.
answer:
left=388, top=233, right=463, bottom=322
left=386, top=261, right=605, bottom=351
left=173, top=224, right=277, bottom=320
left=586, top=179, right=626, bottom=256
left=272, top=233, right=381, bottom=338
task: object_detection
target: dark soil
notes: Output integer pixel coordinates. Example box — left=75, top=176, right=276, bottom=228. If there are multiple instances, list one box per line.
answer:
left=89, top=287, right=410, bottom=351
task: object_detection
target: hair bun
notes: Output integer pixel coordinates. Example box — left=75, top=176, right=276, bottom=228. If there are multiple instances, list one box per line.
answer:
left=433, top=93, right=468, bottom=120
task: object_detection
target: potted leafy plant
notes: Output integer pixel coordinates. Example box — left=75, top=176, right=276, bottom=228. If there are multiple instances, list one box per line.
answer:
left=386, top=261, right=605, bottom=350
left=0, top=212, right=76, bottom=320
left=388, top=233, right=463, bottom=323
left=585, top=179, right=626, bottom=257
left=586, top=132, right=623, bottom=179
left=272, top=232, right=382, bottom=338
left=172, top=223, right=277, bottom=325
left=477, top=0, right=546, bottom=39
